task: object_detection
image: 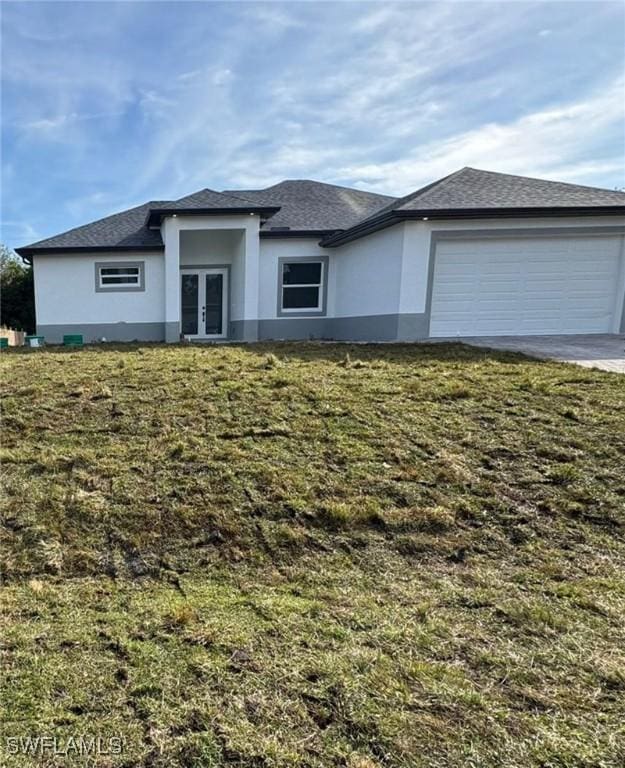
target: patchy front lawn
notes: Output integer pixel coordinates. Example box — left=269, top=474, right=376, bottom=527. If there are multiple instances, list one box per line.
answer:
left=1, top=342, right=624, bottom=767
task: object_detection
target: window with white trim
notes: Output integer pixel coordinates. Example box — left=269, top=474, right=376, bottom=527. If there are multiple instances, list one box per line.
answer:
left=280, top=260, right=325, bottom=312
left=95, top=262, right=144, bottom=292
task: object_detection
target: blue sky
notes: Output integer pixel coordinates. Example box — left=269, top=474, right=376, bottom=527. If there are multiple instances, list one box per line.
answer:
left=1, top=1, right=624, bottom=249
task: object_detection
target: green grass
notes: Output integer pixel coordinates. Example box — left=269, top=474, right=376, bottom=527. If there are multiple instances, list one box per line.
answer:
left=1, top=342, right=624, bottom=767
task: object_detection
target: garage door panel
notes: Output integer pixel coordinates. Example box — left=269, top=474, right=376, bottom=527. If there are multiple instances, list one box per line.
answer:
left=474, top=320, right=520, bottom=334
left=429, top=236, right=621, bottom=337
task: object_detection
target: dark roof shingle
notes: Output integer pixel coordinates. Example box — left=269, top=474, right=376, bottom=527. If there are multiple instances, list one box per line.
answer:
left=224, top=180, right=395, bottom=232
left=144, top=188, right=280, bottom=228
left=396, top=167, right=625, bottom=211
left=16, top=169, right=625, bottom=255
left=321, top=168, right=625, bottom=245
left=18, top=201, right=168, bottom=252
left=162, top=188, right=260, bottom=210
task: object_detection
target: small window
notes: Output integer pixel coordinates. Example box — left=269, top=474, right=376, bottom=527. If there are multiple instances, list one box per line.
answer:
left=95, top=262, right=144, bottom=292
left=280, top=259, right=326, bottom=313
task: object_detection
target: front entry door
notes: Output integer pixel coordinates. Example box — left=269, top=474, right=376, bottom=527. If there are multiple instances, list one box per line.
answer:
left=180, top=268, right=228, bottom=340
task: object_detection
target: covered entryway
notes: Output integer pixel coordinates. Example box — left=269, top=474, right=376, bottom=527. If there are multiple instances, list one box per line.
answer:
left=429, top=235, right=624, bottom=337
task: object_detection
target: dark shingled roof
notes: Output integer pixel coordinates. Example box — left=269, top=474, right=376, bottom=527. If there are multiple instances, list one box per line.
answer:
left=224, top=180, right=394, bottom=232
left=145, top=188, right=281, bottom=227
left=18, top=181, right=391, bottom=254
left=321, top=167, right=625, bottom=246
left=161, top=188, right=260, bottom=210
left=16, top=169, right=625, bottom=255
left=18, top=201, right=169, bottom=252
left=397, top=167, right=625, bottom=211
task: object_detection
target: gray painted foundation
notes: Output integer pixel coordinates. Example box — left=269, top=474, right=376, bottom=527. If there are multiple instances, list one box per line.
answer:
left=38, top=322, right=166, bottom=344
left=330, top=314, right=399, bottom=342
left=397, top=313, right=430, bottom=341
left=258, top=314, right=429, bottom=342
left=38, top=316, right=431, bottom=344
left=258, top=317, right=328, bottom=340
left=230, top=319, right=259, bottom=342
left=165, top=322, right=179, bottom=343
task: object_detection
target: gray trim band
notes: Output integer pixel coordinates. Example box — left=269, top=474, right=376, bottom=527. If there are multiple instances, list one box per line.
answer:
left=428, top=225, right=625, bottom=241
left=259, top=318, right=328, bottom=340
left=331, top=315, right=398, bottom=342
left=277, top=255, right=329, bottom=318
left=37, top=322, right=165, bottom=344
left=36, top=316, right=424, bottom=344
left=257, top=313, right=428, bottom=342
left=95, top=261, right=145, bottom=292
left=617, top=236, right=625, bottom=334
left=230, top=319, right=259, bottom=341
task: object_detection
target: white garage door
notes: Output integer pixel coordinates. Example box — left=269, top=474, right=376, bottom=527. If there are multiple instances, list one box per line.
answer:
left=430, top=235, right=623, bottom=337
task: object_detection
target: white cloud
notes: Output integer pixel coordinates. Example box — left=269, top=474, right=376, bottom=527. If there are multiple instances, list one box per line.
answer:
left=24, top=114, right=76, bottom=132
left=212, top=68, right=233, bottom=87
left=65, top=191, right=109, bottom=219
left=335, top=76, right=625, bottom=195
left=241, top=6, right=303, bottom=31
left=1, top=220, right=40, bottom=243
left=177, top=70, right=201, bottom=82
left=2, top=0, right=623, bottom=248
left=22, top=110, right=125, bottom=140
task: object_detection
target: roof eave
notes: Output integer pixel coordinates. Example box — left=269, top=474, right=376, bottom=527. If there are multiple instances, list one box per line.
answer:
left=398, top=205, right=625, bottom=220
left=321, top=206, right=625, bottom=247
left=146, top=206, right=281, bottom=228
left=260, top=229, right=339, bottom=239
left=15, top=244, right=165, bottom=257
left=320, top=212, right=399, bottom=247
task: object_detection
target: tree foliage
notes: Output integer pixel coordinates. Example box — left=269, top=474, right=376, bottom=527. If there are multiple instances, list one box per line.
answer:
left=1, top=244, right=35, bottom=333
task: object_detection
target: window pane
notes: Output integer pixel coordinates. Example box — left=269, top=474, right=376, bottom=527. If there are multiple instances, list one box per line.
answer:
left=100, top=268, right=139, bottom=276
left=205, top=274, right=223, bottom=335
left=181, top=274, right=199, bottom=335
left=282, top=286, right=320, bottom=309
left=283, top=262, right=321, bottom=285
left=101, top=275, right=139, bottom=284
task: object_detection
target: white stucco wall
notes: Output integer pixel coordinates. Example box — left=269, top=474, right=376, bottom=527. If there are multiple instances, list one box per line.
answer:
left=179, top=230, right=243, bottom=265
left=258, top=228, right=413, bottom=324
left=33, top=251, right=165, bottom=325
left=31, top=214, right=624, bottom=341
left=332, top=225, right=404, bottom=318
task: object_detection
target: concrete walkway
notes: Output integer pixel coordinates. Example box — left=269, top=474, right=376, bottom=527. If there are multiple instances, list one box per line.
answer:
left=447, top=334, right=625, bottom=373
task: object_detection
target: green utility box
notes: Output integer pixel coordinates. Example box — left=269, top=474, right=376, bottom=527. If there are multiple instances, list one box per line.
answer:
left=25, top=336, right=45, bottom=348
left=0, top=338, right=8, bottom=349
left=63, top=334, right=84, bottom=347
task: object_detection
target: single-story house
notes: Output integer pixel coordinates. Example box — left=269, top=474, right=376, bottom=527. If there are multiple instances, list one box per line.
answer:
left=16, top=167, right=625, bottom=344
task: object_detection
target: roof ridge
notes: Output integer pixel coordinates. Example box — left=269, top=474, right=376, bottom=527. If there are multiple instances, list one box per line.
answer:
left=352, top=168, right=475, bottom=226
left=210, top=188, right=267, bottom=206
left=237, top=179, right=396, bottom=200
left=394, top=167, right=471, bottom=207
left=168, top=187, right=261, bottom=207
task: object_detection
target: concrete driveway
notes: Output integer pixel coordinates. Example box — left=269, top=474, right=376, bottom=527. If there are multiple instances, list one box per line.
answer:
left=451, top=334, right=625, bottom=373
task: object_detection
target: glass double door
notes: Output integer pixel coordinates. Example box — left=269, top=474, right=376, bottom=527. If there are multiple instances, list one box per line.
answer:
left=180, top=268, right=228, bottom=339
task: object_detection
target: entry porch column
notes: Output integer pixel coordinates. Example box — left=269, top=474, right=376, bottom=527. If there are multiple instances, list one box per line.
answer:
left=163, top=216, right=181, bottom=343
